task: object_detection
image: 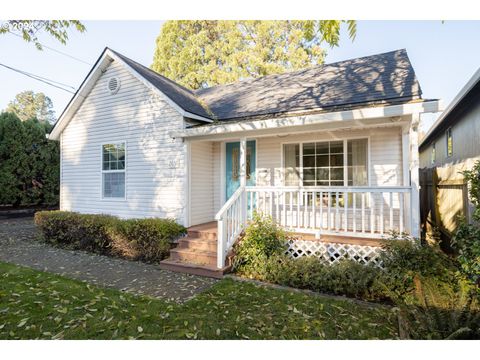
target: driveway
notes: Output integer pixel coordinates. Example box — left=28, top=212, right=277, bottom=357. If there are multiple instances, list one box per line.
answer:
left=0, top=217, right=217, bottom=303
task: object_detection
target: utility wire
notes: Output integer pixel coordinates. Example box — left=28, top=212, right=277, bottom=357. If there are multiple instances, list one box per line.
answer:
left=0, top=62, right=76, bottom=94
left=0, top=61, right=76, bottom=90
left=8, top=31, right=93, bottom=66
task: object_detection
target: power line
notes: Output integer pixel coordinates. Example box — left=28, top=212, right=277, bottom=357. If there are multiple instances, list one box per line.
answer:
left=8, top=31, right=93, bottom=66
left=0, top=62, right=76, bottom=94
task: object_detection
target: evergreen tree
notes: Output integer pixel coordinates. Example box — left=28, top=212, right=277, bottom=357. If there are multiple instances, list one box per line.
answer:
left=152, top=20, right=356, bottom=90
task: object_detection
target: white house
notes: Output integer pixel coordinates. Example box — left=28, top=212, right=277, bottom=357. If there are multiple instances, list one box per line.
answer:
left=49, top=48, right=442, bottom=276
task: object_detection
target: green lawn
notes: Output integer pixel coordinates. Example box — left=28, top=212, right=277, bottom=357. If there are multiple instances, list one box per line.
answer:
left=0, top=261, right=399, bottom=339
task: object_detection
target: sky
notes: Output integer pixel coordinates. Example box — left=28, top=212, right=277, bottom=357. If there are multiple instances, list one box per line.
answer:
left=1, top=20, right=480, bottom=132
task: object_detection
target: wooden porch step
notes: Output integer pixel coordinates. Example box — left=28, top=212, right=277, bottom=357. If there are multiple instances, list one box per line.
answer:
left=187, top=230, right=218, bottom=241
left=160, top=221, right=225, bottom=277
left=187, top=221, right=217, bottom=240
left=178, top=237, right=217, bottom=252
left=169, top=247, right=217, bottom=266
left=159, top=259, right=230, bottom=279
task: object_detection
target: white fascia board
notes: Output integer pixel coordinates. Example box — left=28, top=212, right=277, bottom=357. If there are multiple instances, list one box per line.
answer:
left=49, top=52, right=113, bottom=140
left=106, top=50, right=213, bottom=124
left=421, top=67, right=480, bottom=146
left=172, top=100, right=443, bottom=139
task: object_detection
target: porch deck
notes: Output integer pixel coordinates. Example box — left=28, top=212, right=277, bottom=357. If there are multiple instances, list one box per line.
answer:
left=159, top=221, right=387, bottom=277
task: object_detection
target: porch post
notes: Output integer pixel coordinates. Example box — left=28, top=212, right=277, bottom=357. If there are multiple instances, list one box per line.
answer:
left=402, top=126, right=411, bottom=234
left=409, top=115, right=421, bottom=239
left=239, top=137, right=248, bottom=223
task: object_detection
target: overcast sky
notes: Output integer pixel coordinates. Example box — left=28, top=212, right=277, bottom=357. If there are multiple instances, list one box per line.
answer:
left=1, top=20, right=479, bottom=132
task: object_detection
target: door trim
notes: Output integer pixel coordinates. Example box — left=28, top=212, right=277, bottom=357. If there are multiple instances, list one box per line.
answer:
left=221, top=139, right=257, bottom=204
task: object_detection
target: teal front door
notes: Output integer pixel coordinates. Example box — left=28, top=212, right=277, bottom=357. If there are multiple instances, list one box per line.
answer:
left=225, top=141, right=256, bottom=199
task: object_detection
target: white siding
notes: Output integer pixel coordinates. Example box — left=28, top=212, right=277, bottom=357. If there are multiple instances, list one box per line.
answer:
left=60, top=60, right=187, bottom=223
left=213, top=142, right=222, bottom=214
left=190, top=141, right=214, bottom=225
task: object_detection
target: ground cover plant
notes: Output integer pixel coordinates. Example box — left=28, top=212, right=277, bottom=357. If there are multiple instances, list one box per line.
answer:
left=0, top=261, right=399, bottom=340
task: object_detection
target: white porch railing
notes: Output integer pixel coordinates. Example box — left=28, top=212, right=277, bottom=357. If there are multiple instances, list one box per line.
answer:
left=215, top=185, right=411, bottom=268
left=215, top=186, right=247, bottom=268
left=246, top=186, right=411, bottom=237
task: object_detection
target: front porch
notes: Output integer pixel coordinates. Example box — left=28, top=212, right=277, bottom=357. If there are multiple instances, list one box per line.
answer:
left=161, top=115, right=425, bottom=274
left=181, top=121, right=418, bottom=269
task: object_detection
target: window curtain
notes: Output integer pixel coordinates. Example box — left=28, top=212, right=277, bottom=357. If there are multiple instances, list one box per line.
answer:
left=349, top=139, right=368, bottom=186
left=284, top=144, right=300, bottom=186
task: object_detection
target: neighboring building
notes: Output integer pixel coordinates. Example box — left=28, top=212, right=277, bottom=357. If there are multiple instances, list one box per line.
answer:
left=419, top=68, right=480, bottom=243
left=48, top=48, right=441, bottom=275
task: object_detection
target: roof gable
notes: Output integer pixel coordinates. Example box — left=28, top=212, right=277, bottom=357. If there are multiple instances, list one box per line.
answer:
left=49, top=48, right=213, bottom=140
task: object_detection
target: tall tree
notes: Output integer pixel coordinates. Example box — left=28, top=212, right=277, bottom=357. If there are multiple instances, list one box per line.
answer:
left=6, top=91, right=56, bottom=123
left=0, top=20, right=85, bottom=49
left=152, top=20, right=356, bottom=90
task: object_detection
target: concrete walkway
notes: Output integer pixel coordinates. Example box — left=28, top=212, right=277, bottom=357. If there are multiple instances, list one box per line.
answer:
left=0, top=217, right=217, bottom=303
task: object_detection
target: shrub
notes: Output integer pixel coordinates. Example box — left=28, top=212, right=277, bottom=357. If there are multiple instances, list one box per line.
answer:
left=451, top=160, right=480, bottom=286
left=114, top=218, right=186, bottom=262
left=264, top=256, right=388, bottom=301
left=452, top=223, right=480, bottom=285
left=378, top=237, right=458, bottom=302
left=233, top=212, right=288, bottom=277
left=34, top=211, right=186, bottom=263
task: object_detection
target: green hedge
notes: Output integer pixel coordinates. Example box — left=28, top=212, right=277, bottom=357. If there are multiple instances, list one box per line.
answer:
left=34, top=211, right=186, bottom=263
left=0, top=112, right=59, bottom=206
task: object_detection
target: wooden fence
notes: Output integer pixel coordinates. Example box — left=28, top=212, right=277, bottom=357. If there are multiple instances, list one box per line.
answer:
left=419, top=167, right=469, bottom=247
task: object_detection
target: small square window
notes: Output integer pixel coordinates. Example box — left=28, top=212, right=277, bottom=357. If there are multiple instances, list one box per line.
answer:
left=446, top=128, right=453, bottom=157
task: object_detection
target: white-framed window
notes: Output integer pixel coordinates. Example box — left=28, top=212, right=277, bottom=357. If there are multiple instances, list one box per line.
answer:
left=283, top=138, right=368, bottom=187
left=431, top=142, right=436, bottom=164
left=102, top=142, right=126, bottom=199
left=446, top=127, right=453, bottom=157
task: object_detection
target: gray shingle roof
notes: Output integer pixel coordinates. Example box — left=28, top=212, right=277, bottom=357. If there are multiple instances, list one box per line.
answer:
left=114, top=48, right=422, bottom=122
left=195, top=49, right=422, bottom=120
left=111, top=49, right=213, bottom=119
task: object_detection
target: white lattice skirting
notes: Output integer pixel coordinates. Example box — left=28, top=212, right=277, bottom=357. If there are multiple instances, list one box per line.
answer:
left=285, top=239, right=384, bottom=267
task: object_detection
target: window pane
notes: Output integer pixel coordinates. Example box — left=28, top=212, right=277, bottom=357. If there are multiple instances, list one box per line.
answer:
left=330, top=154, right=344, bottom=166
left=347, top=139, right=368, bottom=186
left=316, top=168, right=329, bottom=182
left=103, top=143, right=126, bottom=171
left=330, top=141, right=343, bottom=154
left=303, top=143, right=315, bottom=155
left=316, top=142, right=329, bottom=154
left=303, top=155, right=315, bottom=168
left=303, top=168, right=315, bottom=181
left=316, top=154, right=329, bottom=167
left=284, top=144, right=300, bottom=186
left=331, top=168, right=344, bottom=181
left=103, top=172, right=125, bottom=198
